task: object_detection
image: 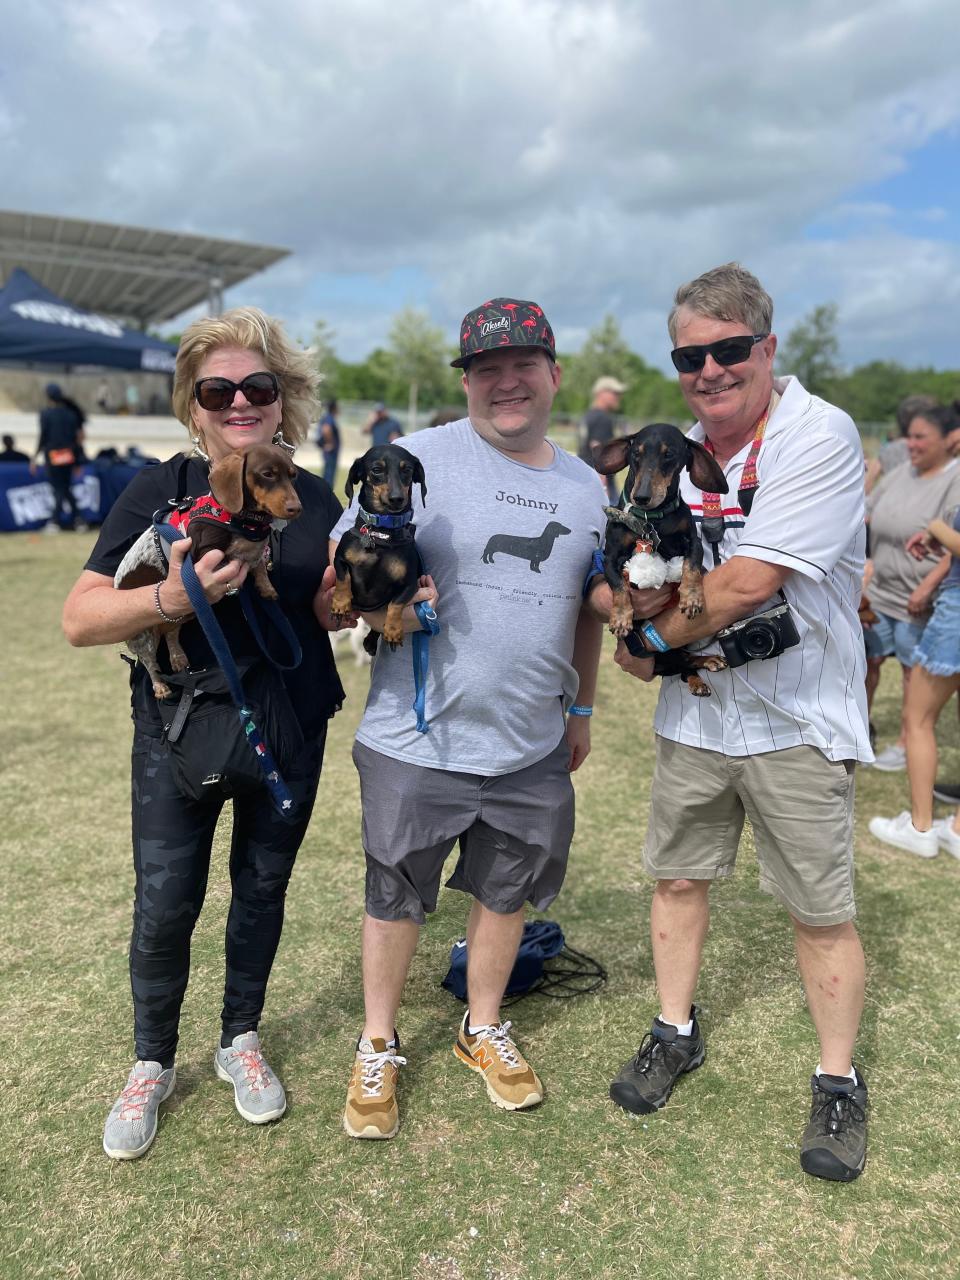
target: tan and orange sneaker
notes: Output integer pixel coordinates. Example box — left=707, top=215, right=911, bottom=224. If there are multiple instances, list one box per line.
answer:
left=343, top=1035, right=407, bottom=1139
left=453, top=1012, right=543, bottom=1110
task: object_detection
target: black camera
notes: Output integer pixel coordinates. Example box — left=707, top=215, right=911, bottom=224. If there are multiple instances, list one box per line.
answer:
left=716, top=602, right=800, bottom=668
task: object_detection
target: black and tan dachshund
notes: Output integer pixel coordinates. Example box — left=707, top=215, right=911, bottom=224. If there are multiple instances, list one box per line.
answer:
left=593, top=422, right=730, bottom=697
left=331, top=444, right=426, bottom=651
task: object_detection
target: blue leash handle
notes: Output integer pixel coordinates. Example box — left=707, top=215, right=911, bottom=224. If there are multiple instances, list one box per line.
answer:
left=411, top=601, right=440, bottom=734
left=153, top=521, right=299, bottom=819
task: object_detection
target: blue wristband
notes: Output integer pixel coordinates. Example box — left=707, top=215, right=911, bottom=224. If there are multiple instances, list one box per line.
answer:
left=639, top=620, right=670, bottom=653
left=568, top=704, right=593, bottom=717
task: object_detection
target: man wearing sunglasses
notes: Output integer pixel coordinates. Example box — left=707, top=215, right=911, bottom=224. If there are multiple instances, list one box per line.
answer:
left=590, top=263, right=873, bottom=1182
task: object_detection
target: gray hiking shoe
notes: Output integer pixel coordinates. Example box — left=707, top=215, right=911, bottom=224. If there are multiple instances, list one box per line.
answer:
left=214, top=1031, right=286, bottom=1124
left=800, top=1066, right=868, bottom=1182
left=609, top=1007, right=705, bottom=1114
left=102, top=1061, right=176, bottom=1160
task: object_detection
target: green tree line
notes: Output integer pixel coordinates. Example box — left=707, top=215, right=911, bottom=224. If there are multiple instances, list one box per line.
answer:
left=172, top=306, right=959, bottom=430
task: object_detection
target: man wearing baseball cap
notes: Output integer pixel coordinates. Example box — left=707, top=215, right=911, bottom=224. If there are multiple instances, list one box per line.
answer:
left=579, top=375, right=628, bottom=501
left=331, top=297, right=606, bottom=1138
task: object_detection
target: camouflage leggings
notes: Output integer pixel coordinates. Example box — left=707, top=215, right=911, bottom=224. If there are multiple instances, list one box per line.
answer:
left=129, top=724, right=326, bottom=1064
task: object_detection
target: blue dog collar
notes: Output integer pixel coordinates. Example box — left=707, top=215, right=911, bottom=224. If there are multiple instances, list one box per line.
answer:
left=358, top=504, right=414, bottom=529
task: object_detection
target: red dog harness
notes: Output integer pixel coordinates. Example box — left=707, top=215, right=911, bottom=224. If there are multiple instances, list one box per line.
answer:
left=168, top=494, right=273, bottom=542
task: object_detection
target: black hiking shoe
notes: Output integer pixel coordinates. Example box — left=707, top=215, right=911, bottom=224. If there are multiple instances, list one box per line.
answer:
left=800, top=1067, right=868, bottom=1182
left=933, top=781, right=960, bottom=805
left=609, top=1007, right=705, bottom=1115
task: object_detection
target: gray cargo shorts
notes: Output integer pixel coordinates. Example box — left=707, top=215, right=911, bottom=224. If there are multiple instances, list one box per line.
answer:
left=353, top=739, right=575, bottom=924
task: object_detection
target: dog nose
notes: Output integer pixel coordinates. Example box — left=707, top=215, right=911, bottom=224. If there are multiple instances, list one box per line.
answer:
left=285, top=498, right=302, bottom=517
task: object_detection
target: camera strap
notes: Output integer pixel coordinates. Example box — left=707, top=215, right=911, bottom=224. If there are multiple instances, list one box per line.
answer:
left=699, top=406, right=770, bottom=565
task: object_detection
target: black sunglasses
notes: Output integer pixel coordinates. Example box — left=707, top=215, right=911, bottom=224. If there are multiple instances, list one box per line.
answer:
left=670, top=334, right=768, bottom=374
left=194, top=372, right=280, bottom=412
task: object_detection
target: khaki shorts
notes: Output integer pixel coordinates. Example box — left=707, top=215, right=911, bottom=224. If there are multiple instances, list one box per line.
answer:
left=644, top=739, right=856, bottom=926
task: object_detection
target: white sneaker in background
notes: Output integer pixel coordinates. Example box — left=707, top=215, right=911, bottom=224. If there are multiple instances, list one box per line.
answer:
left=870, top=744, right=907, bottom=772
left=932, top=818, right=960, bottom=861
left=868, top=811, right=938, bottom=858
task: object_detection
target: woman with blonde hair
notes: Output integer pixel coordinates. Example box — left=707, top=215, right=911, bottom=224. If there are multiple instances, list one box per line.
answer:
left=63, top=307, right=346, bottom=1159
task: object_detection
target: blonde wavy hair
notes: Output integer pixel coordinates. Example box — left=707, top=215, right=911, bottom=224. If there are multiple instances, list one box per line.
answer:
left=172, top=306, right=319, bottom=450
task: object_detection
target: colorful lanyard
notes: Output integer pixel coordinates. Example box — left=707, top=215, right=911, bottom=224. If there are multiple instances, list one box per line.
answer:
left=699, top=409, right=769, bottom=558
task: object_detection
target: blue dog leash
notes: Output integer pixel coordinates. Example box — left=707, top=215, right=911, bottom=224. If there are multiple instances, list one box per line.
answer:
left=153, top=521, right=302, bottom=819
left=412, top=599, right=440, bottom=734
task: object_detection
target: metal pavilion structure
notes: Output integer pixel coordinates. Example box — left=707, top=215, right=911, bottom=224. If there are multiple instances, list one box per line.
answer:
left=0, top=209, right=290, bottom=329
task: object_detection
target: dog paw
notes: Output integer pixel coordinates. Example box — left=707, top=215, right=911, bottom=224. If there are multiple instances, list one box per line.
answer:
left=700, top=655, right=728, bottom=672
left=609, top=600, right=634, bottom=639
left=382, top=625, right=405, bottom=649
left=330, top=586, right=353, bottom=617
left=152, top=682, right=172, bottom=699
left=678, top=594, right=704, bottom=618
left=256, top=584, right=279, bottom=601
left=168, top=651, right=189, bottom=673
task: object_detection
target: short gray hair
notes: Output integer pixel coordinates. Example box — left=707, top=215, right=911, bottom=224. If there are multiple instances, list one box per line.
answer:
left=668, top=262, right=774, bottom=345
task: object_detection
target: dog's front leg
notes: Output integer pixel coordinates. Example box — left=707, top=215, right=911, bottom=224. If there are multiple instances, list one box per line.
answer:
left=677, top=560, right=705, bottom=618
left=382, top=601, right=405, bottom=648
left=330, top=573, right=354, bottom=618
left=251, top=557, right=279, bottom=600
left=677, top=517, right=707, bottom=618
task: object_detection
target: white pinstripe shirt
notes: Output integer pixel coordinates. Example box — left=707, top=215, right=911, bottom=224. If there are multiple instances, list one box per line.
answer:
left=653, top=376, right=873, bottom=763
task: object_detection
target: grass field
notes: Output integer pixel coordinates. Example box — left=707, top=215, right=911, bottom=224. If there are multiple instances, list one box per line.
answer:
left=2, top=525, right=959, bottom=1280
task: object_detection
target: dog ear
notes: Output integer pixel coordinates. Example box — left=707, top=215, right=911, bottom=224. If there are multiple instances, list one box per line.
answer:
left=208, top=452, right=247, bottom=513
left=412, top=456, right=427, bottom=507
left=592, top=437, right=630, bottom=476
left=344, top=456, right=366, bottom=504
left=686, top=440, right=729, bottom=494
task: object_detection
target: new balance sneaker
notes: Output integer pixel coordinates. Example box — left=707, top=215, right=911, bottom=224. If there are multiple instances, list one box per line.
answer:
left=609, top=1008, right=705, bottom=1114
left=932, top=781, right=960, bottom=805
left=214, top=1031, right=286, bottom=1124
left=800, top=1067, right=868, bottom=1182
left=102, top=1060, right=176, bottom=1160
left=453, top=1012, right=543, bottom=1110
left=870, top=743, right=907, bottom=772
left=868, top=811, right=939, bottom=858
left=933, top=817, right=960, bottom=861
left=343, top=1035, right=406, bottom=1139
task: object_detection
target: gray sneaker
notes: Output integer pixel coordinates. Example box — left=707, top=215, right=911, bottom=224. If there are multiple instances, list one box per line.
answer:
left=870, top=743, right=906, bottom=772
left=102, top=1061, right=176, bottom=1160
left=609, top=1007, right=705, bottom=1114
left=800, top=1066, right=868, bottom=1182
left=214, top=1031, right=286, bottom=1123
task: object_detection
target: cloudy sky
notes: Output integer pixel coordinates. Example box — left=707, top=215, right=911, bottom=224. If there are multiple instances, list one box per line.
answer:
left=2, top=0, right=959, bottom=370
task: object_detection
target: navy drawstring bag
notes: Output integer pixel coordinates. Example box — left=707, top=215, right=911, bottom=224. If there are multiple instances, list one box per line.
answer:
left=441, top=920, right=605, bottom=1005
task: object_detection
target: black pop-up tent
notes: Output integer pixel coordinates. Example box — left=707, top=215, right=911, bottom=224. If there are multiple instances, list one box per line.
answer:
left=0, top=268, right=177, bottom=371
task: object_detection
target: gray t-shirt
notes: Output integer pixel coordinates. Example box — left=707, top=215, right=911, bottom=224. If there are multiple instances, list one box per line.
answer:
left=868, top=459, right=960, bottom=621
left=331, top=419, right=606, bottom=774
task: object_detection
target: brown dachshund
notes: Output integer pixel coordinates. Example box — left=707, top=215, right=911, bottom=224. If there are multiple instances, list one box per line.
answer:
left=115, top=444, right=302, bottom=697
left=594, top=423, right=730, bottom=697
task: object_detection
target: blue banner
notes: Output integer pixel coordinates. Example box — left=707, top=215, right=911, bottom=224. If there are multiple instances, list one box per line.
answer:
left=0, top=461, right=141, bottom=531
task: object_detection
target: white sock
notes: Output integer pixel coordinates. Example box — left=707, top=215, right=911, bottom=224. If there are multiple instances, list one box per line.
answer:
left=816, top=1063, right=856, bottom=1083
left=659, top=1014, right=694, bottom=1037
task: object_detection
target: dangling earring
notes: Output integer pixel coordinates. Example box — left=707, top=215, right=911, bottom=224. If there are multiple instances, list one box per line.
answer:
left=272, top=426, right=296, bottom=456
left=190, top=435, right=210, bottom=462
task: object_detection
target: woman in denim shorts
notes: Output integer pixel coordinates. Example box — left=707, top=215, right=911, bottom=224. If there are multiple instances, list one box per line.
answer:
left=869, top=507, right=960, bottom=861
left=864, top=405, right=960, bottom=769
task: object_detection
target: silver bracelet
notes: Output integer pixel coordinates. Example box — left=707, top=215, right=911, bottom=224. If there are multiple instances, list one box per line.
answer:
left=154, top=582, right=187, bottom=625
